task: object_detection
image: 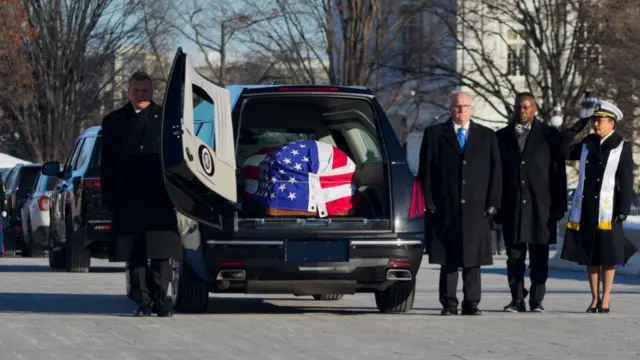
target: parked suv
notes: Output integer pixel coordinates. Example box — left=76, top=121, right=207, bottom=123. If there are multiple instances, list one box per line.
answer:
left=41, top=126, right=111, bottom=272
left=2, top=163, right=43, bottom=256
left=151, top=49, right=425, bottom=314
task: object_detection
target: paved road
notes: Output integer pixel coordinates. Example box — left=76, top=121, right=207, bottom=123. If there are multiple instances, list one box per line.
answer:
left=0, top=255, right=639, bottom=360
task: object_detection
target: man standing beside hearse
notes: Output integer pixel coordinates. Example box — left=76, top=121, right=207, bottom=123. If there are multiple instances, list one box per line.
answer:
left=418, top=91, right=502, bottom=316
left=100, top=71, right=181, bottom=317
left=495, top=92, right=567, bottom=313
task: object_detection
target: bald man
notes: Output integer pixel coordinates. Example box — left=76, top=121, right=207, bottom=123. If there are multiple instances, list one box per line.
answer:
left=495, top=92, right=567, bottom=313
left=418, top=91, right=502, bottom=316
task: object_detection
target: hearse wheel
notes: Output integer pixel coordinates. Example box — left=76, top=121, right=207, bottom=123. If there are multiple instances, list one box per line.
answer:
left=171, top=257, right=209, bottom=313
left=312, top=294, right=344, bottom=301
left=374, top=279, right=416, bottom=313
left=48, top=247, right=66, bottom=270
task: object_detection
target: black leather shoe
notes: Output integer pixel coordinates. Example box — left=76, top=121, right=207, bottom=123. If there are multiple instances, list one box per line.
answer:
left=504, top=301, right=527, bottom=313
left=152, top=302, right=174, bottom=317
left=133, top=305, right=151, bottom=317
left=461, top=307, right=482, bottom=316
left=530, top=302, right=545, bottom=313
left=441, top=309, right=458, bottom=316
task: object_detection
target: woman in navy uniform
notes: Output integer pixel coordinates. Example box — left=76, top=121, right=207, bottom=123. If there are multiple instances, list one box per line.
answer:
left=561, top=100, right=637, bottom=313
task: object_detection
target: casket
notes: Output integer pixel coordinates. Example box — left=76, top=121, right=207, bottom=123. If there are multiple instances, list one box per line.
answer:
left=242, top=140, right=357, bottom=217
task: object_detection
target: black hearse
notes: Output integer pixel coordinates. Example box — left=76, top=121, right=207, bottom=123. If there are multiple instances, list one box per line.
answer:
left=156, top=48, right=425, bottom=313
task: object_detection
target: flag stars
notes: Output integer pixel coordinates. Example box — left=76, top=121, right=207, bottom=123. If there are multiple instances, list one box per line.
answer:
left=299, top=144, right=306, bottom=148
left=283, top=157, right=291, bottom=164
left=288, top=192, right=296, bottom=200
left=291, top=149, right=299, bottom=156
left=278, top=169, right=285, bottom=174
left=288, top=176, right=297, bottom=184
left=302, top=156, right=309, bottom=162
left=279, top=184, right=287, bottom=191
left=271, top=176, right=277, bottom=183
left=294, top=163, right=302, bottom=170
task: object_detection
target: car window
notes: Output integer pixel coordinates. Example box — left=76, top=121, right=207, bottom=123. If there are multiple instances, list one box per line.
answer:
left=68, top=139, right=85, bottom=172
left=75, top=136, right=96, bottom=170
left=32, top=174, right=42, bottom=191
left=19, top=167, right=42, bottom=190
left=354, top=128, right=382, bottom=161
left=5, top=168, right=18, bottom=190
left=44, top=176, right=59, bottom=191
left=64, top=139, right=82, bottom=175
left=193, top=85, right=215, bottom=151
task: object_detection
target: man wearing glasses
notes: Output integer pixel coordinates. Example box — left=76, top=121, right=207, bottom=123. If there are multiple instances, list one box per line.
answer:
left=418, top=91, right=502, bottom=316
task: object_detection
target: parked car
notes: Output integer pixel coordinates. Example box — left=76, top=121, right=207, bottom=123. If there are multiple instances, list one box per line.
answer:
left=41, top=126, right=111, bottom=272
left=149, top=48, right=424, bottom=314
left=2, top=163, right=43, bottom=256
left=20, top=169, right=62, bottom=257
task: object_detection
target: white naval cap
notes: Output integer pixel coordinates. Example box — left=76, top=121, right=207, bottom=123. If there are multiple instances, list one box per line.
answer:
left=592, top=100, right=623, bottom=122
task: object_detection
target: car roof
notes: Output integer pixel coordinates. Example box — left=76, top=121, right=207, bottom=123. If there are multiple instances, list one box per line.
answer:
left=78, top=126, right=102, bottom=138
left=226, top=84, right=373, bottom=94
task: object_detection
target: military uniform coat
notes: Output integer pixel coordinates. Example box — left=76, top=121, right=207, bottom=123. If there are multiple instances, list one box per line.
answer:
left=495, top=120, right=567, bottom=246
left=560, top=130, right=635, bottom=266
left=100, top=102, right=181, bottom=262
left=418, top=120, right=502, bottom=268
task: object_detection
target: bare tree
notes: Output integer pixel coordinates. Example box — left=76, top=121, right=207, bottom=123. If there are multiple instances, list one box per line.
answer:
left=164, top=0, right=281, bottom=84
left=0, top=0, right=38, bottom=157
left=422, top=0, right=603, bottom=125
left=0, top=0, right=147, bottom=162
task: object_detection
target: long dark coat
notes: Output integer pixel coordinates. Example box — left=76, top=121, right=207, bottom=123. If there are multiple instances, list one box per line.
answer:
left=560, top=128, right=635, bottom=266
left=418, top=120, right=502, bottom=268
left=100, top=102, right=181, bottom=262
left=495, top=120, right=567, bottom=246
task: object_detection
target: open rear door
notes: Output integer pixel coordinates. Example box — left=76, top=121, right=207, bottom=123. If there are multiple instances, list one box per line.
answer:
left=160, top=48, right=237, bottom=230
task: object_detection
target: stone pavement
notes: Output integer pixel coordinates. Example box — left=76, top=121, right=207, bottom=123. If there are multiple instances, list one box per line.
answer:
left=0, top=256, right=638, bottom=360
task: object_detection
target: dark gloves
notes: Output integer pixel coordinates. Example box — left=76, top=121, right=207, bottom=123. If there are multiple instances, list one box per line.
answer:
left=615, top=214, right=627, bottom=222
left=426, top=204, right=436, bottom=215
left=553, top=211, right=566, bottom=221
left=569, top=117, right=591, bottom=132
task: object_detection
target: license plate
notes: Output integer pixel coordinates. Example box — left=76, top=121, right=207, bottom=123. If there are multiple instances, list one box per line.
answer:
left=286, top=239, right=349, bottom=262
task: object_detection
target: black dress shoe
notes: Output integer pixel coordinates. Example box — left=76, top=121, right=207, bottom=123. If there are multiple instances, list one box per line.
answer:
left=440, top=309, right=458, bottom=316
left=461, top=307, right=482, bottom=316
left=530, top=302, right=545, bottom=313
left=152, top=302, right=174, bottom=317
left=133, top=305, right=151, bottom=317
left=504, top=301, right=527, bottom=313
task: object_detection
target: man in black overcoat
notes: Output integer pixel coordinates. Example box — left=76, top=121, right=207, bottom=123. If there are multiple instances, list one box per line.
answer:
left=418, top=91, right=502, bottom=316
left=100, top=71, right=181, bottom=317
left=495, top=92, right=567, bottom=313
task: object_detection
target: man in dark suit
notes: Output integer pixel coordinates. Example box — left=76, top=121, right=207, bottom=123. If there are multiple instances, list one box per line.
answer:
left=418, top=91, right=502, bottom=316
left=495, top=92, right=567, bottom=313
left=100, top=71, right=181, bottom=317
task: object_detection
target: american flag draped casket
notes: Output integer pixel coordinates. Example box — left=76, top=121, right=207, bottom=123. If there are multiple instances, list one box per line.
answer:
left=242, top=140, right=358, bottom=217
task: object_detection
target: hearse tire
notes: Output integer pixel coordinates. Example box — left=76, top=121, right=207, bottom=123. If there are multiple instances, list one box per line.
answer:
left=172, top=259, right=209, bottom=313
left=4, top=248, right=18, bottom=257
left=48, top=248, right=66, bottom=270
left=312, top=294, right=344, bottom=301
left=375, top=280, right=416, bottom=313
left=65, top=246, right=91, bottom=273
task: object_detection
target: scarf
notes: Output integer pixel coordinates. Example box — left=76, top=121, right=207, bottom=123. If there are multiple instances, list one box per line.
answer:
left=567, top=140, right=624, bottom=231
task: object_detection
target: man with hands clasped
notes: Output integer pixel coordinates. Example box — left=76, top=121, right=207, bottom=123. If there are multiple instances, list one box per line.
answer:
left=418, top=91, right=502, bottom=316
left=495, top=92, right=567, bottom=313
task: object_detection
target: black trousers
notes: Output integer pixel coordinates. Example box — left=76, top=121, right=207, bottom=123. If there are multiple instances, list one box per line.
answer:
left=439, top=265, right=481, bottom=310
left=127, top=234, right=171, bottom=306
left=506, top=243, right=549, bottom=304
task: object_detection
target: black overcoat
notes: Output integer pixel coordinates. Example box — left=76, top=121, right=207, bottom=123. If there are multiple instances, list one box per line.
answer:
left=418, top=120, right=502, bottom=268
left=495, top=120, right=567, bottom=246
left=100, top=102, right=181, bottom=262
left=560, top=128, right=635, bottom=266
